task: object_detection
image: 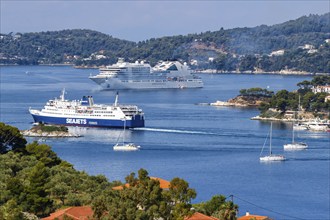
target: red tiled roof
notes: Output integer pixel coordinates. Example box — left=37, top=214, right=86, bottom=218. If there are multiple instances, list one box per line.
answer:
left=151, top=177, right=170, bottom=189
left=238, top=214, right=270, bottom=220
left=41, top=206, right=93, bottom=220
left=112, top=177, right=170, bottom=190
left=185, top=212, right=219, bottom=220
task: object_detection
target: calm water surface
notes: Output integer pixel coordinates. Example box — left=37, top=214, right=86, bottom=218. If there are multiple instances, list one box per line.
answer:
left=1, top=66, right=329, bottom=220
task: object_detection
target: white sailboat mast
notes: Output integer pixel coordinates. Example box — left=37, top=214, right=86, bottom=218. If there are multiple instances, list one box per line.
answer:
left=292, top=123, right=295, bottom=143
left=270, top=122, right=273, bottom=155
left=122, top=118, right=126, bottom=144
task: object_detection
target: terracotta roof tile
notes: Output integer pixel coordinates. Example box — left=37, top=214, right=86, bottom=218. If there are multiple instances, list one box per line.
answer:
left=150, top=177, right=170, bottom=189
left=238, top=214, right=271, bottom=220
left=185, top=212, right=219, bottom=220
left=41, top=206, right=93, bottom=220
left=112, top=177, right=170, bottom=190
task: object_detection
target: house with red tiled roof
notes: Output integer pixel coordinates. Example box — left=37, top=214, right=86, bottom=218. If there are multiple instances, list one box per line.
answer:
left=185, top=212, right=219, bottom=220
left=112, top=177, right=170, bottom=190
left=238, top=212, right=272, bottom=220
left=41, top=206, right=93, bottom=220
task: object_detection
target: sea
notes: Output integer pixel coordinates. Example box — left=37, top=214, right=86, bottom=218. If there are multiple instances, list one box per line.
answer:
left=0, top=65, right=329, bottom=220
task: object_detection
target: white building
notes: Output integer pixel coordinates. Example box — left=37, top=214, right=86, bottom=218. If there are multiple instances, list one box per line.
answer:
left=208, top=57, right=215, bottom=62
left=312, top=85, right=330, bottom=94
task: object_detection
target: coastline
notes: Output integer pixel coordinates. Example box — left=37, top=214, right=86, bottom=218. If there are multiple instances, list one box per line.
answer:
left=194, top=69, right=329, bottom=76
left=1, top=63, right=329, bottom=76
left=250, top=115, right=298, bottom=122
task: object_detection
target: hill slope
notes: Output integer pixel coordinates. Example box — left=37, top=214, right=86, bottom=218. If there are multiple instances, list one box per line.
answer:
left=1, top=13, right=329, bottom=73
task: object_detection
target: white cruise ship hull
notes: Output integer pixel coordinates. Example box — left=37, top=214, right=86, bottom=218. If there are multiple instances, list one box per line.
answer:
left=89, top=59, right=204, bottom=90
left=90, top=77, right=204, bottom=90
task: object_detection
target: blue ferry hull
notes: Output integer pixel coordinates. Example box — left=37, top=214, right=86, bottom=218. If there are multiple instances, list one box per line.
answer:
left=31, top=114, right=144, bottom=128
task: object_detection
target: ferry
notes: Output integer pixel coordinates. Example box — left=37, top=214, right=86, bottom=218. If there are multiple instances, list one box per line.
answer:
left=29, top=90, right=145, bottom=128
left=89, top=58, right=203, bottom=89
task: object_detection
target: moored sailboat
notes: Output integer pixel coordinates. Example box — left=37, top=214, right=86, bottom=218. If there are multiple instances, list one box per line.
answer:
left=284, top=122, right=308, bottom=150
left=113, top=118, right=140, bottom=151
left=260, top=122, right=286, bottom=162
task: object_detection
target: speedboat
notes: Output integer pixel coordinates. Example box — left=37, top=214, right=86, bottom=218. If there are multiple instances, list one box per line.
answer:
left=284, top=142, right=308, bottom=150
left=260, top=155, right=286, bottom=162
left=293, top=123, right=308, bottom=130
left=113, top=143, right=140, bottom=151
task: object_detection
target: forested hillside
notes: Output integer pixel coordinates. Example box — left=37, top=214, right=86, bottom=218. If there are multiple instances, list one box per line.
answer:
left=0, top=123, right=238, bottom=219
left=1, top=13, right=329, bottom=73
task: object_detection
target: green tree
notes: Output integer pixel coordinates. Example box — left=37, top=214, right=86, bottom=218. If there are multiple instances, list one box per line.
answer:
left=297, top=80, right=312, bottom=90
left=213, top=201, right=238, bottom=220
left=0, top=199, right=25, bottom=220
left=96, top=169, right=197, bottom=220
left=24, top=162, right=53, bottom=216
left=25, top=142, right=61, bottom=166
left=165, top=177, right=197, bottom=220
left=311, top=75, right=330, bottom=86
left=0, top=122, right=27, bottom=154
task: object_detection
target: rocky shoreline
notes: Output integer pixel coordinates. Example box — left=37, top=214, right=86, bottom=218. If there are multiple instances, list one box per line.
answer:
left=21, top=124, right=81, bottom=138
left=204, top=96, right=329, bottom=126
left=208, top=95, right=268, bottom=107
left=21, top=129, right=81, bottom=137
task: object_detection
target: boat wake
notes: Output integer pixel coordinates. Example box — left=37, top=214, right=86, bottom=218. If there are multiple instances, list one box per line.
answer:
left=133, top=127, right=215, bottom=135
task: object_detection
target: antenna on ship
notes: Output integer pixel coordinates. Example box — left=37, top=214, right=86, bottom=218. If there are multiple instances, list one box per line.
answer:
left=114, top=92, right=119, bottom=107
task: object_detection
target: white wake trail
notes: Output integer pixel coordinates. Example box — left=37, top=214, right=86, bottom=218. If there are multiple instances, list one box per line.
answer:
left=133, top=127, right=215, bottom=135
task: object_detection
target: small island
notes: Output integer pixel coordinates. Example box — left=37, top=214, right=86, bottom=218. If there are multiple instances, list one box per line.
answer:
left=21, top=123, right=81, bottom=137
left=210, top=88, right=273, bottom=107
left=209, top=75, right=330, bottom=131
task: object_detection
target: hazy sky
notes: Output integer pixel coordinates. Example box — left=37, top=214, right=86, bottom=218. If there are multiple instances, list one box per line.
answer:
left=1, top=0, right=329, bottom=42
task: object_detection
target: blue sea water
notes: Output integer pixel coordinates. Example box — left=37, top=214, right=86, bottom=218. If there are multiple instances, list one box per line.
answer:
left=0, top=66, right=329, bottom=220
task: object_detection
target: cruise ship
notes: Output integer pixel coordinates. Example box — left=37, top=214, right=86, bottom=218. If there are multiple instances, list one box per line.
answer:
left=29, top=90, right=145, bottom=128
left=89, top=58, right=203, bottom=89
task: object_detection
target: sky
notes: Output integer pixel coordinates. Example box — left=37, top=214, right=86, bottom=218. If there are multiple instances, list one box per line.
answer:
left=1, top=0, right=329, bottom=42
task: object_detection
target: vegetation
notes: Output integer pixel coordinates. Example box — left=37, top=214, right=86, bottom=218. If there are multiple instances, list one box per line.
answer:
left=256, top=76, right=330, bottom=118
left=193, top=195, right=238, bottom=220
left=0, top=123, right=238, bottom=219
left=1, top=13, right=329, bottom=73
left=31, top=123, right=68, bottom=133
left=239, top=88, right=274, bottom=98
left=0, top=122, right=27, bottom=153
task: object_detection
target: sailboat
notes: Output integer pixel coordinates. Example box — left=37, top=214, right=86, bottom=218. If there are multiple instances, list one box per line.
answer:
left=113, top=117, right=140, bottom=151
left=293, top=95, right=307, bottom=130
left=260, top=122, right=286, bottom=161
left=284, top=122, right=308, bottom=150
